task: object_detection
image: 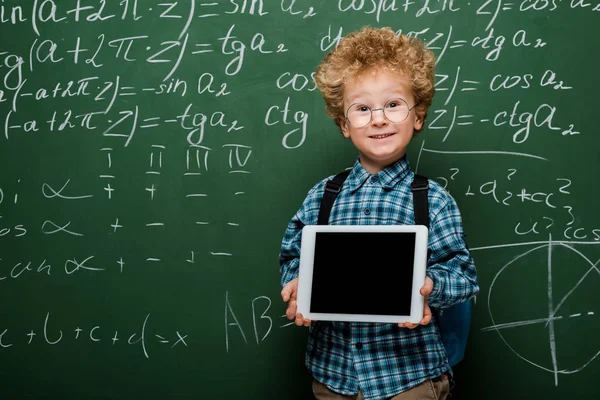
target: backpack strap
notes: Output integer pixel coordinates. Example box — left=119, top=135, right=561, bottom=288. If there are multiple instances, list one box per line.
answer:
left=317, top=170, right=351, bottom=225
left=411, top=174, right=430, bottom=228
left=319, top=171, right=429, bottom=226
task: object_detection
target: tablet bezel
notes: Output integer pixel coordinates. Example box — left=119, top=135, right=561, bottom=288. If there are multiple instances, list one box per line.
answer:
left=296, top=225, right=428, bottom=324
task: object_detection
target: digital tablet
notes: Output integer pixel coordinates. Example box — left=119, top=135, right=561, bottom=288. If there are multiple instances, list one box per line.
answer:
left=296, top=225, right=428, bottom=324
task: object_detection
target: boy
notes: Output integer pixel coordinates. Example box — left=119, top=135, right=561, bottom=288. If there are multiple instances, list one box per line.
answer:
left=279, top=26, right=479, bottom=400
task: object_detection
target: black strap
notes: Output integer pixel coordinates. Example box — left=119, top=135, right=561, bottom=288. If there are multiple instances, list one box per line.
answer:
left=317, top=170, right=351, bottom=225
left=411, top=174, right=429, bottom=228
left=317, top=170, right=429, bottom=228
left=411, top=175, right=441, bottom=335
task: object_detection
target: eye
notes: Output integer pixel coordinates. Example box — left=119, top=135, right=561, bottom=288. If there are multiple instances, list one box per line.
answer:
left=387, top=101, right=400, bottom=108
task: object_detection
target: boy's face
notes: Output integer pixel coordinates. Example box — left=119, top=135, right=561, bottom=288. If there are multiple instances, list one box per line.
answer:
left=339, top=68, right=423, bottom=174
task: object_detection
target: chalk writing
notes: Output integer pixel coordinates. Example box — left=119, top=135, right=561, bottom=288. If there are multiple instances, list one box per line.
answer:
left=0, top=1, right=598, bottom=397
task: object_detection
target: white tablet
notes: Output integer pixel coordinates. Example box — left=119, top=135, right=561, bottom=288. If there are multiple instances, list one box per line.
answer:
left=296, top=225, right=428, bottom=324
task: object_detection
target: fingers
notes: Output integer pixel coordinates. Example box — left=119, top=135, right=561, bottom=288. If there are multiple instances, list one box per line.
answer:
left=295, top=313, right=311, bottom=327
left=419, top=301, right=432, bottom=326
left=285, top=300, right=311, bottom=326
left=419, top=314, right=432, bottom=326
left=398, top=322, right=418, bottom=329
left=398, top=300, right=433, bottom=329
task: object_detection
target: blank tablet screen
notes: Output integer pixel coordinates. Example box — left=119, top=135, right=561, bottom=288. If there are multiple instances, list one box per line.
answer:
left=310, top=232, right=416, bottom=316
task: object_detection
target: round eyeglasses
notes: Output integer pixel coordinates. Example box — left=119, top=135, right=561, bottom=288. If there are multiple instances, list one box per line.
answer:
left=345, top=98, right=417, bottom=128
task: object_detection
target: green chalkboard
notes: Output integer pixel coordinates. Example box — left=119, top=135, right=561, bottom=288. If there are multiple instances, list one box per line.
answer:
left=1, top=1, right=599, bottom=399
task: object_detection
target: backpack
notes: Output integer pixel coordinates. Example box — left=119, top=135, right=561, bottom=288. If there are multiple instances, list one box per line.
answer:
left=317, top=170, right=472, bottom=367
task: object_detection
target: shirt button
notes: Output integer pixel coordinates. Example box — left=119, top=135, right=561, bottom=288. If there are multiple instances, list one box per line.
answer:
left=370, top=175, right=379, bottom=183
left=355, top=342, right=363, bottom=350
left=364, top=208, right=370, bottom=215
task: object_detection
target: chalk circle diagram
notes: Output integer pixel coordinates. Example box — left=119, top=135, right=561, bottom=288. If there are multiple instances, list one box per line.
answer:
left=485, top=242, right=600, bottom=384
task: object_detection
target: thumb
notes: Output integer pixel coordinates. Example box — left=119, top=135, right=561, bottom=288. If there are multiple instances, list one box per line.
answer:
left=420, top=277, right=434, bottom=296
left=281, top=281, right=295, bottom=302
left=281, top=285, right=291, bottom=302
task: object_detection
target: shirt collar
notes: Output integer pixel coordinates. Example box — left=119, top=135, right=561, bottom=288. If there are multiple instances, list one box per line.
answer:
left=346, top=156, right=412, bottom=193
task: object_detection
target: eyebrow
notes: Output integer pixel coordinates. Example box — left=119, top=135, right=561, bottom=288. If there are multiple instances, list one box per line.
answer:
left=347, top=96, right=409, bottom=104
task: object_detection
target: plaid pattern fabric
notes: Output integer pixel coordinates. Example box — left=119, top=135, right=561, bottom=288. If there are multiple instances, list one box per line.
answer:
left=279, top=156, right=479, bottom=400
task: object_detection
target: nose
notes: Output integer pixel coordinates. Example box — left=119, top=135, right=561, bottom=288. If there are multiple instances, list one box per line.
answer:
left=370, top=108, right=387, bottom=126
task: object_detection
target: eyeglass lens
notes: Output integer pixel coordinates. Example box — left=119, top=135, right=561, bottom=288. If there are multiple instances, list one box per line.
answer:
left=346, top=99, right=410, bottom=127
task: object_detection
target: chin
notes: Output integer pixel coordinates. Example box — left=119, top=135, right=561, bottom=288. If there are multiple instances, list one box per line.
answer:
left=371, top=150, right=404, bottom=160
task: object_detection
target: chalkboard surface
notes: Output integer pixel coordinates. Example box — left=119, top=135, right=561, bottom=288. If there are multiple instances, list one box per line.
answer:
left=1, top=1, right=599, bottom=399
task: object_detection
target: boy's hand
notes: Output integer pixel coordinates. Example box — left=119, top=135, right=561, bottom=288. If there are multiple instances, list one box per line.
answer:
left=398, top=276, right=433, bottom=329
left=281, top=278, right=312, bottom=327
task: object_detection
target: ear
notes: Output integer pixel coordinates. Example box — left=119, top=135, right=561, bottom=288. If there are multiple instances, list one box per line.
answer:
left=413, top=109, right=425, bottom=132
left=338, top=117, right=351, bottom=138
left=414, top=113, right=424, bottom=131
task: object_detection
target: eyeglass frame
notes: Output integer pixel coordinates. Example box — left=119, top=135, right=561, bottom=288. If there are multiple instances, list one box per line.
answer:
left=344, top=98, right=419, bottom=128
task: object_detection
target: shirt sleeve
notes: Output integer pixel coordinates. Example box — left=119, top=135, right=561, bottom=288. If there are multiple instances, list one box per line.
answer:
left=425, top=197, right=479, bottom=309
left=279, top=185, right=321, bottom=287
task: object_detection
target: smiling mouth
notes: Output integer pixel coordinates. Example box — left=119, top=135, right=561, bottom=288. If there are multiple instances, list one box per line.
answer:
left=370, top=133, right=394, bottom=139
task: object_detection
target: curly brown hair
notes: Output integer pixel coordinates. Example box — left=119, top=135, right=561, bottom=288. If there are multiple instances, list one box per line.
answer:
left=314, top=26, right=436, bottom=132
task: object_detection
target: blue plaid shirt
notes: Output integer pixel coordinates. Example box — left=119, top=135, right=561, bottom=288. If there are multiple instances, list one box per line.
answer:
left=279, top=156, right=479, bottom=400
